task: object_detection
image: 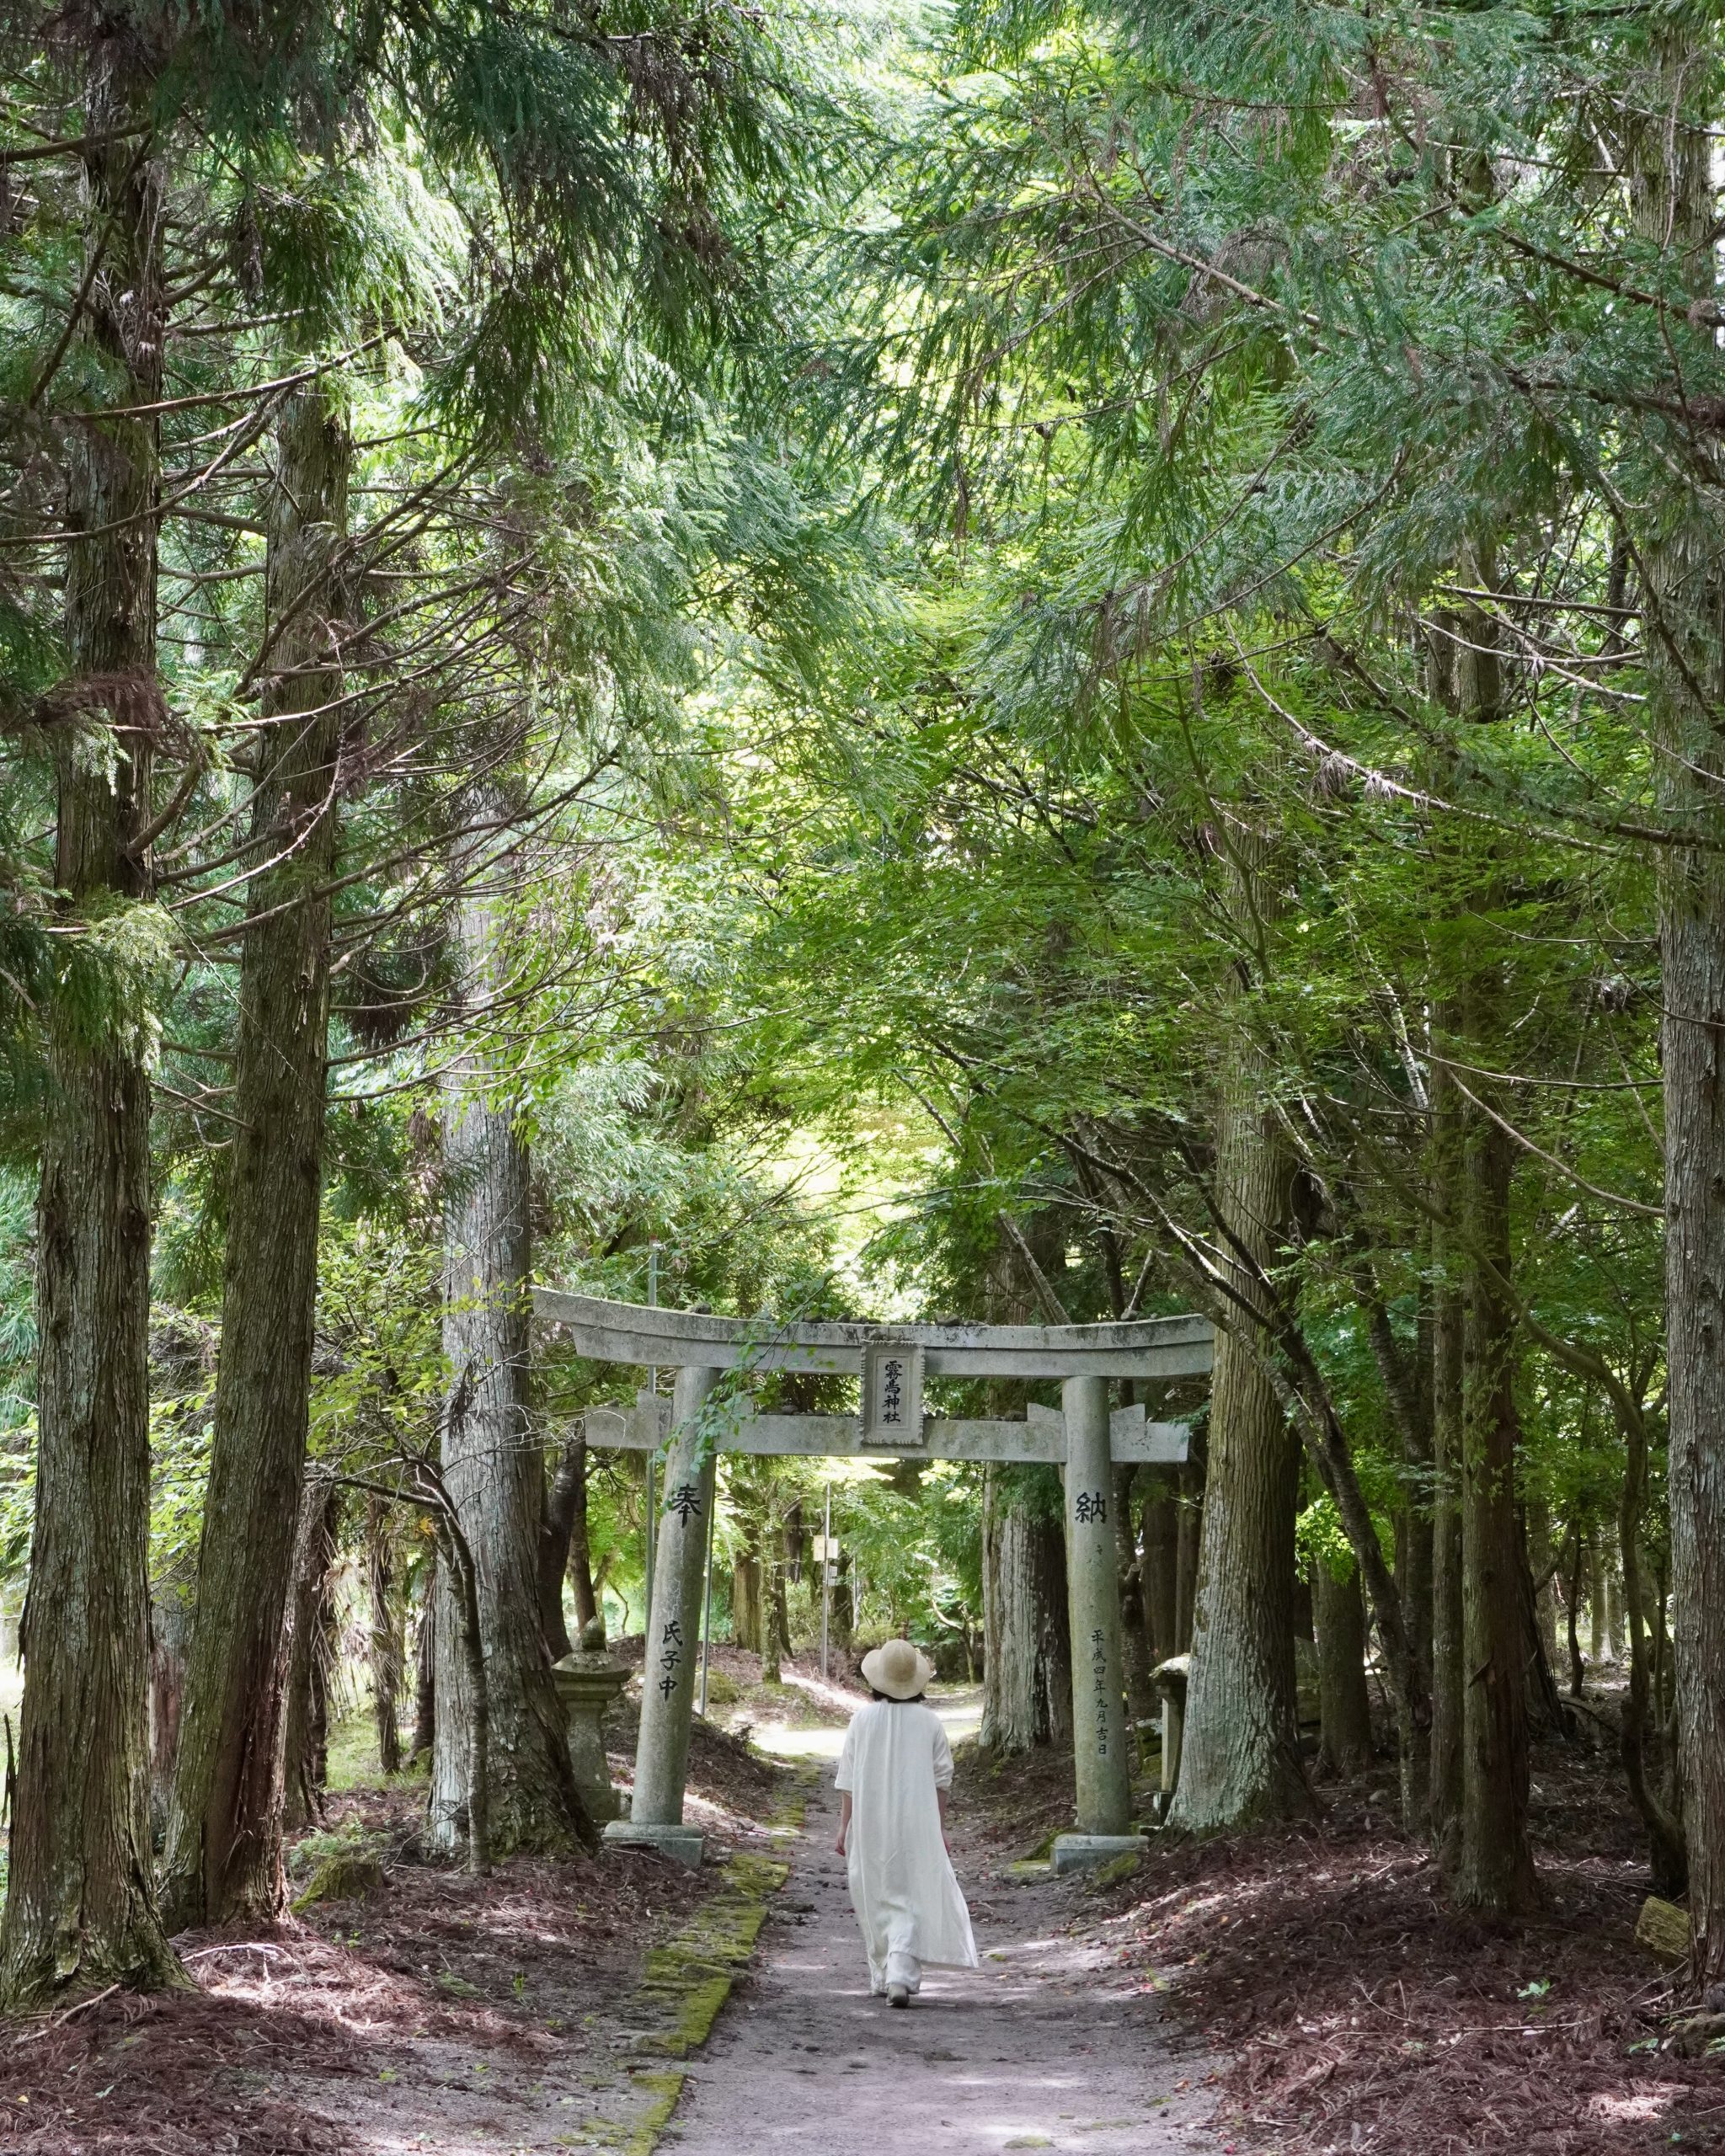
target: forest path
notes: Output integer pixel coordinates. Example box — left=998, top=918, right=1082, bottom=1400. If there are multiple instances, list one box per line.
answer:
left=666, top=1755, right=1212, bottom=2155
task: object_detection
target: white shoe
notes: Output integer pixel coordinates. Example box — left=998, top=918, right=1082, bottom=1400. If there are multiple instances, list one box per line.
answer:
left=887, top=1982, right=910, bottom=2008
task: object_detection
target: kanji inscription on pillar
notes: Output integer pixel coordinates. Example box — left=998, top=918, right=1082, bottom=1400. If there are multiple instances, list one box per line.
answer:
left=861, top=1340, right=925, bottom=1447
left=1090, top=1626, right=1110, bottom=1759
left=1073, top=1489, right=1108, bottom=1525
left=657, top=1618, right=685, bottom=1700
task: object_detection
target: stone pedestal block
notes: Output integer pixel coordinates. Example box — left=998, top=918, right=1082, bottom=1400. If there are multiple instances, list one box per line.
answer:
left=1050, top=1833, right=1147, bottom=1876
left=602, top=1819, right=705, bottom=1868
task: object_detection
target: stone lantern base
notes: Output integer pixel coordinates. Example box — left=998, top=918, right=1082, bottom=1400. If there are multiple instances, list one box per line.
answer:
left=551, top=1622, right=631, bottom=1827
left=602, top=1819, right=705, bottom=1868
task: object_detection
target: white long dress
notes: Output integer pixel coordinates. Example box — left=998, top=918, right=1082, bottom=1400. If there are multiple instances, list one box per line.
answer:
left=835, top=1700, right=979, bottom=1993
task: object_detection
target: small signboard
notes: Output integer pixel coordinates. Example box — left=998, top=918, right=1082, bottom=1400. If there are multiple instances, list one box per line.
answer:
left=861, top=1340, right=925, bottom=1447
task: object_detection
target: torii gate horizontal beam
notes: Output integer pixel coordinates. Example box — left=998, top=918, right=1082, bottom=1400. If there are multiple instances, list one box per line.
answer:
left=532, top=1289, right=1214, bottom=1382
left=584, top=1393, right=1191, bottom=1465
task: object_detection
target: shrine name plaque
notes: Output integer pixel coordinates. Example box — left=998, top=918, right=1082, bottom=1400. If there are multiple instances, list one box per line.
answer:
left=862, top=1340, right=924, bottom=1447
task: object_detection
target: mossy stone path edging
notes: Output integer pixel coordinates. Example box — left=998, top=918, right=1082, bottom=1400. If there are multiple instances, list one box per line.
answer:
left=579, top=2068, right=687, bottom=2156
left=631, top=1851, right=789, bottom=2057
left=578, top=1836, right=796, bottom=2151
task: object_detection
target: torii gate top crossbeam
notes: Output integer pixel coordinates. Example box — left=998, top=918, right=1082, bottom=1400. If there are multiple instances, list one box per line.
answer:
left=531, top=1289, right=1214, bottom=1382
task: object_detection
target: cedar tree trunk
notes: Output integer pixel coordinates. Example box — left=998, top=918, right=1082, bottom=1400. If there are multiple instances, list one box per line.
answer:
left=367, top=1498, right=403, bottom=1776
left=1429, top=1057, right=1466, bottom=1852
left=768, top=1544, right=793, bottom=1673
left=410, top=1556, right=436, bottom=1761
left=1621, top=1391, right=1688, bottom=1894
left=148, top=1568, right=194, bottom=1838
left=731, top=1543, right=764, bottom=1654
left=1315, top=1562, right=1374, bottom=1778
left=1589, top=1543, right=1609, bottom=1664
left=1174, top=1467, right=1200, bottom=1652
left=539, top=1435, right=585, bottom=1662
left=1566, top=1534, right=1585, bottom=1700
left=543, top=1422, right=603, bottom=1638
left=0, top=20, right=180, bottom=2006
left=1527, top=1498, right=1560, bottom=1668
left=1172, top=839, right=1305, bottom=1833
left=1364, top=1270, right=1434, bottom=1812
left=1142, top=1475, right=1179, bottom=1667
left=977, top=1219, right=1071, bottom=1754
left=428, top=878, right=591, bottom=1857
left=1455, top=1112, right=1539, bottom=1913
left=980, top=1467, right=1072, bottom=1756
left=160, top=383, right=350, bottom=1928
left=761, top=1522, right=784, bottom=1684
left=567, top=1444, right=598, bottom=1636
left=1114, top=1466, right=1156, bottom=1726
left=278, top=1470, right=337, bottom=1833
left=1632, top=19, right=1723, bottom=1977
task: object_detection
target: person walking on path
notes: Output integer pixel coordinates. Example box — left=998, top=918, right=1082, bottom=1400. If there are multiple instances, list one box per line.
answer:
left=834, top=1639, right=980, bottom=2008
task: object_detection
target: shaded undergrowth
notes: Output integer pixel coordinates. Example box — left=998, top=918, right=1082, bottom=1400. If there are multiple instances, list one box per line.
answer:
left=1086, top=1739, right=1721, bottom=2155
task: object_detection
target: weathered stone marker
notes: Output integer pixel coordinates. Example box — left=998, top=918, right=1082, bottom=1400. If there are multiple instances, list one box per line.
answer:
left=603, top=1363, right=717, bottom=1867
left=1049, top=1374, right=1144, bottom=1875
left=551, top=1617, right=630, bottom=1825
left=1151, top=1652, right=1189, bottom=1823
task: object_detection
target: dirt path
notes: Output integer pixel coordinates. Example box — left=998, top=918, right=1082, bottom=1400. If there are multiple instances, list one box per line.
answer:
left=668, top=1773, right=1214, bottom=2155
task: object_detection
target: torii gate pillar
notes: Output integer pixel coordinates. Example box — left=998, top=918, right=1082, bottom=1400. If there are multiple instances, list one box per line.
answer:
left=1053, top=1374, right=1141, bottom=1871
left=603, top=1364, right=718, bottom=1866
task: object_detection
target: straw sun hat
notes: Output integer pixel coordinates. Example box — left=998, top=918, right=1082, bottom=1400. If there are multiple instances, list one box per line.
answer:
left=861, top=1638, right=934, bottom=1700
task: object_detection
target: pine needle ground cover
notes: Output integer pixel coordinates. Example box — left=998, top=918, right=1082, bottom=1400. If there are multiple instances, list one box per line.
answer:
left=1077, top=1740, right=1721, bottom=2155
left=954, top=1729, right=1088, bottom=1864
left=0, top=1747, right=793, bottom=2154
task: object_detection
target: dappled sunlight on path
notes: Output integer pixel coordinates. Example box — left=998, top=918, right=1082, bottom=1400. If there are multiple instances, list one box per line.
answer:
left=667, top=1760, right=1212, bottom=2154
left=748, top=1681, right=984, bottom=1763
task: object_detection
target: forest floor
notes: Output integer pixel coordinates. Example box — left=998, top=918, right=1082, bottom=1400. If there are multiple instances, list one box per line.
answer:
left=1065, top=1723, right=1724, bottom=2156
left=0, top=1694, right=791, bottom=2155
left=1, top=1650, right=1718, bottom=2153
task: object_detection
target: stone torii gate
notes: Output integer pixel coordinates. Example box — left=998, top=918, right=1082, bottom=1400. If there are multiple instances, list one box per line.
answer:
left=532, top=1290, right=1214, bottom=1870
